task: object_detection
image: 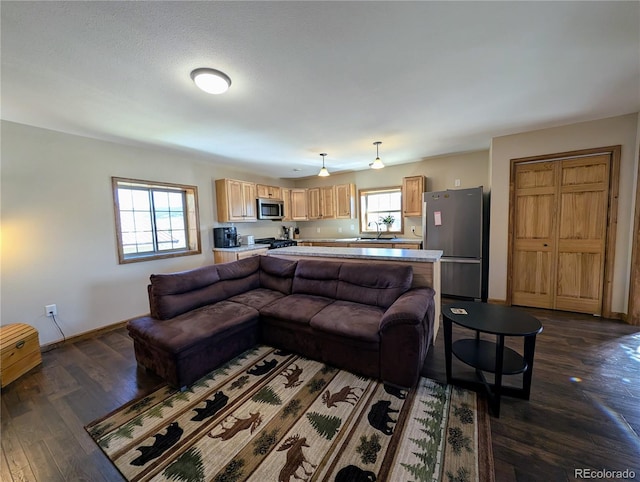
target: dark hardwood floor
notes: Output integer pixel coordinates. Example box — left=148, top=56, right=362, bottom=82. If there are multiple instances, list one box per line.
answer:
left=1, top=307, right=639, bottom=481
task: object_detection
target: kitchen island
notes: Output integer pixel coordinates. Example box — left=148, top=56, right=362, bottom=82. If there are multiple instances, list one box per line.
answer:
left=268, top=245, right=443, bottom=342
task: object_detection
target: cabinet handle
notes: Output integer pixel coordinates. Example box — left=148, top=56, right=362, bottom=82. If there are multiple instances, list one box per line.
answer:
left=16, top=340, right=25, bottom=349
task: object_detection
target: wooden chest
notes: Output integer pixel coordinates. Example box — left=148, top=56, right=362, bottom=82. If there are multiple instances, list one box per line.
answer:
left=1, top=323, right=42, bottom=388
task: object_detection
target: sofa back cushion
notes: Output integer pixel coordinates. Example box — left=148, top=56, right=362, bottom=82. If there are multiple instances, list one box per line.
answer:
left=336, top=262, right=413, bottom=308
left=260, top=256, right=298, bottom=294
left=149, top=257, right=260, bottom=320
left=292, top=259, right=341, bottom=298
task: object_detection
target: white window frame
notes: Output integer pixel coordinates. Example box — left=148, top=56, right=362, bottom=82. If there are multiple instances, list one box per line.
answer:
left=112, top=177, right=201, bottom=264
left=359, top=186, right=404, bottom=235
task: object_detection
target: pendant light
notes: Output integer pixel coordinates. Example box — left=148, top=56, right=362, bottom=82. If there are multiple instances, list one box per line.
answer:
left=370, top=141, right=385, bottom=169
left=318, top=153, right=330, bottom=177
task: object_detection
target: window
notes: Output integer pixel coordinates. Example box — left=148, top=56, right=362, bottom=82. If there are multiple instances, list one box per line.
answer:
left=359, top=186, right=404, bottom=235
left=112, top=177, right=201, bottom=263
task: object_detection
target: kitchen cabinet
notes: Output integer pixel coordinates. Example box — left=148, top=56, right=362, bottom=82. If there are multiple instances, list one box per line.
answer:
left=307, top=188, right=321, bottom=220
left=290, top=188, right=309, bottom=221
left=335, top=183, right=356, bottom=219
left=256, top=184, right=282, bottom=200
left=213, top=247, right=268, bottom=264
left=281, top=188, right=292, bottom=221
left=402, top=175, right=425, bottom=217
left=320, top=186, right=336, bottom=219
left=215, top=178, right=257, bottom=222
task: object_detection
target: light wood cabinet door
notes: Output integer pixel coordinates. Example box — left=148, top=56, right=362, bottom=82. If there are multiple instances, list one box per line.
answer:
left=256, top=184, right=282, bottom=200
left=242, top=182, right=257, bottom=219
left=335, top=183, right=356, bottom=219
left=402, top=176, right=425, bottom=217
left=394, top=243, right=421, bottom=250
left=320, top=186, right=336, bottom=219
left=281, top=188, right=292, bottom=221
left=216, top=179, right=257, bottom=222
left=291, top=189, right=308, bottom=221
left=307, top=188, right=321, bottom=220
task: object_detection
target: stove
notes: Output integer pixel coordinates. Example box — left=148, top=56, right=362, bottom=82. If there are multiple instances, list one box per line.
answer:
left=254, top=237, right=298, bottom=249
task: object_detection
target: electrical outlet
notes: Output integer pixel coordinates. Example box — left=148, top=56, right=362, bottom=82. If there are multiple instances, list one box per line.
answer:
left=350, top=225, right=355, bottom=231
left=45, top=304, right=57, bottom=317
left=454, top=179, right=461, bottom=187
left=411, top=225, right=416, bottom=233
left=316, top=228, right=321, bottom=233
left=338, top=227, right=342, bottom=233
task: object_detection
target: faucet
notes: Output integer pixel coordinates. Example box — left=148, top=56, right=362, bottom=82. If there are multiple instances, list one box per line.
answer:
left=368, top=221, right=382, bottom=239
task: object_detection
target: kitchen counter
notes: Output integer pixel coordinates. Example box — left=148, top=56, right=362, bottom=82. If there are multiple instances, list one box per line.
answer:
left=212, top=244, right=270, bottom=253
left=269, top=245, right=441, bottom=262
left=296, top=237, right=422, bottom=244
left=268, top=246, right=442, bottom=343
left=212, top=244, right=270, bottom=264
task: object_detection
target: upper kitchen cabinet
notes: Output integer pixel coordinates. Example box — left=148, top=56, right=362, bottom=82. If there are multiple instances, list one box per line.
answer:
left=290, top=188, right=309, bottom=221
left=281, top=188, right=292, bottom=221
left=307, top=188, right=321, bottom=220
left=256, top=184, right=282, bottom=200
left=402, top=175, right=425, bottom=217
left=215, top=178, right=257, bottom=222
left=307, top=186, right=335, bottom=220
left=320, top=186, right=336, bottom=219
left=335, top=183, right=356, bottom=219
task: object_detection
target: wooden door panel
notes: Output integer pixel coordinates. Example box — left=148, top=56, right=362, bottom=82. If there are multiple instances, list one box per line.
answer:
left=515, top=161, right=555, bottom=189
left=561, top=156, right=608, bottom=186
left=559, top=191, right=607, bottom=240
left=512, top=249, right=553, bottom=308
left=516, top=193, right=555, bottom=239
left=512, top=162, right=557, bottom=309
left=555, top=157, right=608, bottom=314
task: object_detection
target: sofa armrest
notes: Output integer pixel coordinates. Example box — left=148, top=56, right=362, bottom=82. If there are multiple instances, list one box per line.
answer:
left=380, top=287, right=434, bottom=331
left=379, top=287, right=436, bottom=387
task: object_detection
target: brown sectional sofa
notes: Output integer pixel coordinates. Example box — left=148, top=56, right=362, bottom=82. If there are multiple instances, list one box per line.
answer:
left=127, top=255, right=436, bottom=389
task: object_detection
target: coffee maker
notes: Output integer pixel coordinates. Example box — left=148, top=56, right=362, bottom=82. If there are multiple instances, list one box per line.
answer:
left=213, top=227, right=240, bottom=248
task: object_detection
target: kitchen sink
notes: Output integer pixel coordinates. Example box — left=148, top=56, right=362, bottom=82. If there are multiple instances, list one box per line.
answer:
left=357, top=236, right=397, bottom=240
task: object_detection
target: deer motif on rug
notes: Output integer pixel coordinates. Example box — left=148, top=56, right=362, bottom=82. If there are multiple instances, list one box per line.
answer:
left=280, top=364, right=304, bottom=388
left=208, top=412, right=263, bottom=441
left=322, top=386, right=362, bottom=408
left=277, top=434, right=316, bottom=482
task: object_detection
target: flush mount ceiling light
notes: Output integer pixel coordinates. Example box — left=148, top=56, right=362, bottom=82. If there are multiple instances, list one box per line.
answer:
left=370, top=141, right=385, bottom=169
left=318, top=153, right=330, bottom=177
left=190, top=68, right=231, bottom=94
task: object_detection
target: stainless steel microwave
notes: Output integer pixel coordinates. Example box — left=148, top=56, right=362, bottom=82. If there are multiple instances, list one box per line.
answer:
left=257, top=198, right=284, bottom=220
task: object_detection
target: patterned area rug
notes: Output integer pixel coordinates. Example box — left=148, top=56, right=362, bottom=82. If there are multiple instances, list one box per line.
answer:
left=86, top=346, right=494, bottom=482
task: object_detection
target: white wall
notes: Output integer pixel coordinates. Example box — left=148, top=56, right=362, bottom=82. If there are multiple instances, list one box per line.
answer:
left=489, top=113, right=639, bottom=314
left=0, top=121, right=293, bottom=344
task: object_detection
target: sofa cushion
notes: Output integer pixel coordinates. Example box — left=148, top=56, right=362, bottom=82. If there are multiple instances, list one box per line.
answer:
left=150, top=265, right=220, bottom=296
left=228, top=288, right=285, bottom=310
left=259, top=256, right=298, bottom=294
left=309, top=300, right=384, bottom=343
left=129, top=300, right=259, bottom=354
left=336, top=262, right=413, bottom=308
left=291, top=259, right=341, bottom=298
left=260, top=293, right=334, bottom=325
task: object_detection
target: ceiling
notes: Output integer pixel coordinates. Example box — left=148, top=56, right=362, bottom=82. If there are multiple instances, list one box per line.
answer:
left=2, top=1, right=639, bottom=179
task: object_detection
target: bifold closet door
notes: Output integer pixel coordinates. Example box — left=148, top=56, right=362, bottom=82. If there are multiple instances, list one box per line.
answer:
left=511, top=155, right=610, bottom=315
left=512, top=161, right=557, bottom=309
left=555, top=156, right=609, bottom=315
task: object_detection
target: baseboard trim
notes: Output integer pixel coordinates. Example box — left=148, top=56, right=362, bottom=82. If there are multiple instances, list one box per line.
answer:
left=40, top=315, right=146, bottom=353
left=487, top=299, right=508, bottom=305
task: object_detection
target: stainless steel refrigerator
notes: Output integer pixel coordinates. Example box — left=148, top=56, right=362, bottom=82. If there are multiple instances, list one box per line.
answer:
left=422, top=186, right=489, bottom=300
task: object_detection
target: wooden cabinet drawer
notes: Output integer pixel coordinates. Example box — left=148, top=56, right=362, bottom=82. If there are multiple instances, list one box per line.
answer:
left=1, top=323, right=42, bottom=387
